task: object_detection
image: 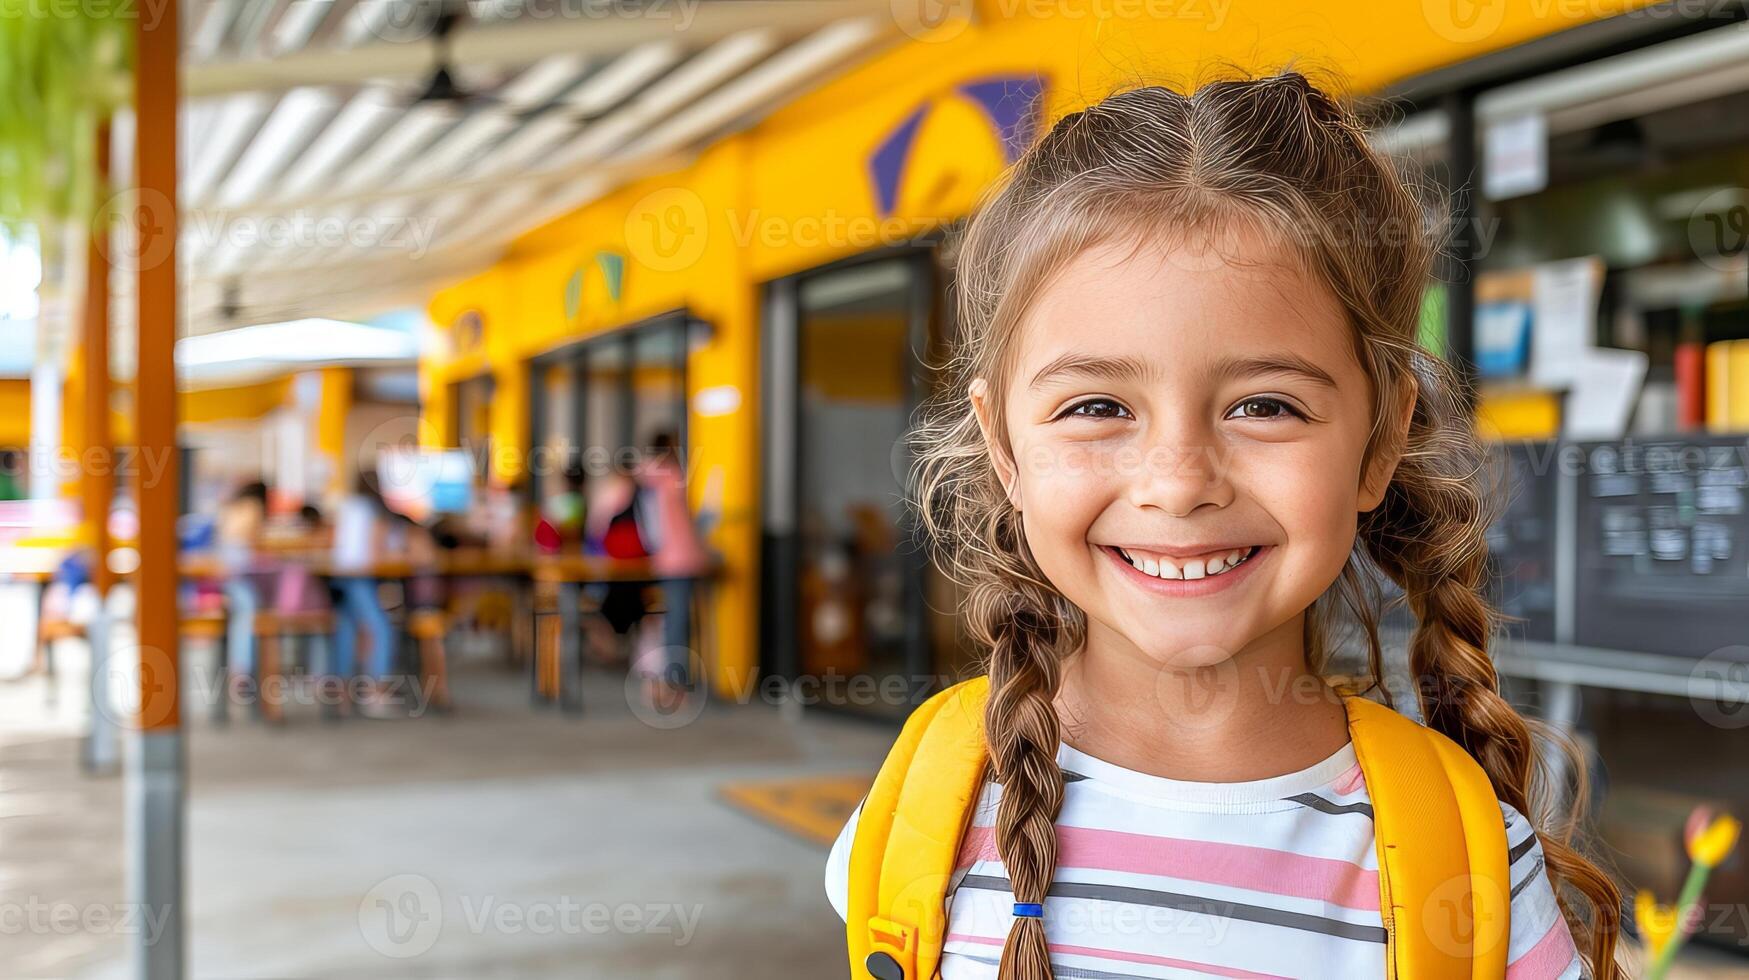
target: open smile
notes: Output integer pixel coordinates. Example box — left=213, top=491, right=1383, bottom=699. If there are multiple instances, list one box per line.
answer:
left=1098, top=544, right=1269, bottom=597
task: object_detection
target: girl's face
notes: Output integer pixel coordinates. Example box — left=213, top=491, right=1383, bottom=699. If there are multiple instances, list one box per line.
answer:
left=971, top=228, right=1408, bottom=671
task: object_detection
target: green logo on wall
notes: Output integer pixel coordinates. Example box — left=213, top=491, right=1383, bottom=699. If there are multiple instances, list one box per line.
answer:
left=564, top=267, right=583, bottom=320
left=563, top=251, right=625, bottom=320
left=594, top=251, right=624, bottom=303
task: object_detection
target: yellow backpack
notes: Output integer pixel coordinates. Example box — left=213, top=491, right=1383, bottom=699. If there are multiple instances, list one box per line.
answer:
left=845, top=676, right=1511, bottom=980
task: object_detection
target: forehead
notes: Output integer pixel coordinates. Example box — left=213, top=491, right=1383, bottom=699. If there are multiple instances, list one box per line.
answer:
left=1009, top=229, right=1360, bottom=386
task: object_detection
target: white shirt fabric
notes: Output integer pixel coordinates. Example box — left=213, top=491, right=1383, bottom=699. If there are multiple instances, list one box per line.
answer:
left=826, top=739, right=1583, bottom=979
left=330, top=495, right=378, bottom=573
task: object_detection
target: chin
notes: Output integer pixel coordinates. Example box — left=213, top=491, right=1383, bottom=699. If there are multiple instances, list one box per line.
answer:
left=1120, top=628, right=1247, bottom=672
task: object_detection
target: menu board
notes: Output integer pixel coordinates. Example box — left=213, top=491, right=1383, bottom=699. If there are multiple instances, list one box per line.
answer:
left=1573, top=436, right=1749, bottom=657
left=1484, top=440, right=1558, bottom=643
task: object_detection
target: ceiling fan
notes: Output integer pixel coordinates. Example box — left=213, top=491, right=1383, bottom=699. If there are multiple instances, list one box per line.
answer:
left=392, top=5, right=613, bottom=125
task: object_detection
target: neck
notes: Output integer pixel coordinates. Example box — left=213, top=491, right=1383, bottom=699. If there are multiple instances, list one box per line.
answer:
left=1054, top=614, right=1349, bottom=782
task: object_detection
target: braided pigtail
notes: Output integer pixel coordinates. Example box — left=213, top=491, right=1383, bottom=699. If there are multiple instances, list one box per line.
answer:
left=978, top=577, right=1070, bottom=980
left=1358, top=350, right=1623, bottom=978
left=912, top=382, right=1083, bottom=980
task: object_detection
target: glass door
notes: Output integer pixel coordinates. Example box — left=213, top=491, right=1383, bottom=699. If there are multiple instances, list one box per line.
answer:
left=764, top=250, right=971, bottom=719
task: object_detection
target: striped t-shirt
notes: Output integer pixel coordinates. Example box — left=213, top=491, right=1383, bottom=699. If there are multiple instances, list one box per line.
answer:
left=825, top=739, right=1583, bottom=979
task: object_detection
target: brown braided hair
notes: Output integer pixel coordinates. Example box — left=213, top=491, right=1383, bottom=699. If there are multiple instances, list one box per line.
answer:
left=909, top=71, right=1621, bottom=979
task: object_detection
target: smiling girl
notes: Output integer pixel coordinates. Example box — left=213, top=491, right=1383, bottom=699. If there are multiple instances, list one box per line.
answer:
left=824, top=74, right=1621, bottom=979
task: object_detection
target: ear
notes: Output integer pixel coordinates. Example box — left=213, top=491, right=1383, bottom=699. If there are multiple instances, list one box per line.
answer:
left=1357, top=377, right=1417, bottom=513
left=968, top=378, right=1023, bottom=511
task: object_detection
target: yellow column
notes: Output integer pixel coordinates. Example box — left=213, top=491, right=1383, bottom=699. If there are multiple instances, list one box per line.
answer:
left=317, top=367, right=352, bottom=495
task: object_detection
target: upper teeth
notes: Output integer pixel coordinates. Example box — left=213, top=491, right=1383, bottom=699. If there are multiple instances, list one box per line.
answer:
left=1119, top=547, right=1253, bottom=580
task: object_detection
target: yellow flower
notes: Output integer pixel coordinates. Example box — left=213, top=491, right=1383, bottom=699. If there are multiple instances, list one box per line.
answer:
left=1635, top=890, right=1681, bottom=959
left=1688, top=813, right=1742, bottom=870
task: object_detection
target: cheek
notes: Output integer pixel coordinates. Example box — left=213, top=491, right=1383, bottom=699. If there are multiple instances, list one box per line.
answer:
left=1240, top=443, right=1362, bottom=575
left=1011, top=440, right=1117, bottom=556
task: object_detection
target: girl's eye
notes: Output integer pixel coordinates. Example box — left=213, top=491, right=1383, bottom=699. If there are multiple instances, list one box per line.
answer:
left=1058, top=398, right=1132, bottom=421
left=1227, top=396, right=1306, bottom=422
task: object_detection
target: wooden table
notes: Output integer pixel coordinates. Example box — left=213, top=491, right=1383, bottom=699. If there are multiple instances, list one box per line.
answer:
left=529, top=556, right=720, bottom=714
left=179, top=549, right=537, bottom=721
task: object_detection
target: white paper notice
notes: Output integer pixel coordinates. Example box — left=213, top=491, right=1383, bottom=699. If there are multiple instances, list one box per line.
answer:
left=1484, top=113, right=1548, bottom=201
left=1530, top=257, right=1602, bottom=388
left=1564, top=348, right=1649, bottom=441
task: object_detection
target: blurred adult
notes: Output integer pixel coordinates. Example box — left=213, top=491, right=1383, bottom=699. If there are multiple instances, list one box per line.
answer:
left=631, top=431, right=709, bottom=707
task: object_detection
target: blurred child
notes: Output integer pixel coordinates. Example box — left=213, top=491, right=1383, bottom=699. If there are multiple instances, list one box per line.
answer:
left=543, top=457, right=587, bottom=542
left=582, top=468, right=648, bottom=660
left=215, top=480, right=268, bottom=691
left=331, top=466, right=397, bottom=714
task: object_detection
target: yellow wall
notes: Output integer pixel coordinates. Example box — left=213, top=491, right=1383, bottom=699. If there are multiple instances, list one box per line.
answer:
left=0, top=379, right=28, bottom=446
left=423, top=3, right=1650, bottom=696
left=181, top=377, right=295, bottom=425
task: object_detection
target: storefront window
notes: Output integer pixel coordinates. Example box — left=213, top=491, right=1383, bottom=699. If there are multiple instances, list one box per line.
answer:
left=631, top=324, right=686, bottom=453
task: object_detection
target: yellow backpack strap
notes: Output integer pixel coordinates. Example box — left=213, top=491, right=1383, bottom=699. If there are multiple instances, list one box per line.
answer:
left=847, top=676, right=991, bottom=980
left=1345, top=696, right=1511, bottom=980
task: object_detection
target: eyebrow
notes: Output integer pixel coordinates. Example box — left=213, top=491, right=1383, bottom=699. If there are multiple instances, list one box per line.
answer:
left=1027, top=351, right=1338, bottom=391
left=1028, top=353, right=1160, bottom=390
left=1210, top=353, right=1339, bottom=389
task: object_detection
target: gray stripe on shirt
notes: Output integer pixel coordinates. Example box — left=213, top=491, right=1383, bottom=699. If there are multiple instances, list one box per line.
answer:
left=956, top=951, right=1168, bottom=979
left=957, top=873, right=1388, bottom=944
left=1285, top=793, right=1374, bottom=819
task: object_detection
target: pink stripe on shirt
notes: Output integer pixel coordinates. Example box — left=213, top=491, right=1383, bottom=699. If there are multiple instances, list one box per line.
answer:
left=1506, top=916, right=1580, bottom=979
left=948, top=932, right=1293, bottom=979
left=957, top=824, right=1380, bottom=911
left=1332, top=764, right=1366, bottom=796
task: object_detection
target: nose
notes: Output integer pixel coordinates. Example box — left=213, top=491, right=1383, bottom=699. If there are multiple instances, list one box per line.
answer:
left=1123, top=416, right=1236, bottom=517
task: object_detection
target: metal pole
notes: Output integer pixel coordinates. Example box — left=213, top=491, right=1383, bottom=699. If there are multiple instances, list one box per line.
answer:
left=82, top=119, right=118, bottom=775
left=130, top=1, right=184, bottom=976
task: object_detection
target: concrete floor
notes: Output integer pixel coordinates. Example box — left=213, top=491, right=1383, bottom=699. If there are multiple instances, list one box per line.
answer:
left=0, top=646, right=891, bottom=979
left=4, top=643, right=1746, bottom=979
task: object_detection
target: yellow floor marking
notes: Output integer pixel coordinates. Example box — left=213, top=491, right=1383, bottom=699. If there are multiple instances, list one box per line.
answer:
left=718, top=774, right=872, bottom=847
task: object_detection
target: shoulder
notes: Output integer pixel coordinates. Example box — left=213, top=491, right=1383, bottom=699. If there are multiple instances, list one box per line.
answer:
left=1498, top=802, right=1583, bottom=979
left=824, top=799, right=862, bottom=921
left=826, top=680, right=989, bottom=922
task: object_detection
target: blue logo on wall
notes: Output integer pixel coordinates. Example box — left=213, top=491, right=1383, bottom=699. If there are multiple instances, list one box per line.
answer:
left=868, top=74, right=1045, bottom=218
